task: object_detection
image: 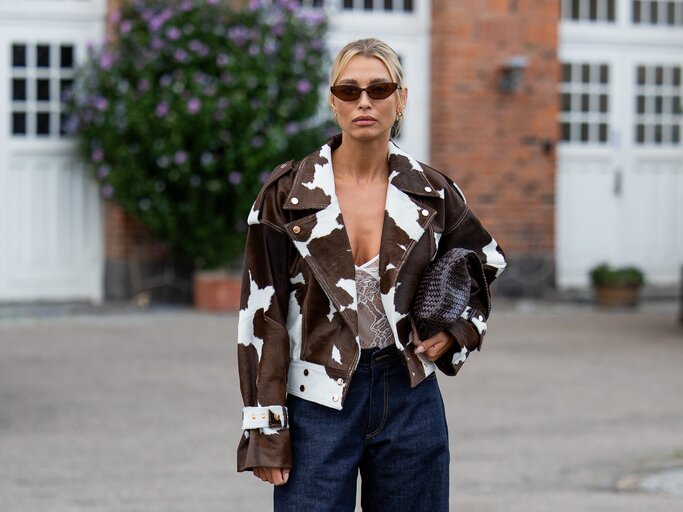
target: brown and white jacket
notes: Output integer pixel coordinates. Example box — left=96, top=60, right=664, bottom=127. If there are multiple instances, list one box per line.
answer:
left=237, top=134, right=506, bottom=471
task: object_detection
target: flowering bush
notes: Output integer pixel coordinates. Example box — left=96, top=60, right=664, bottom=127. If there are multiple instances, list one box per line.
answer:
left=65, top=0, right=333, bottom=269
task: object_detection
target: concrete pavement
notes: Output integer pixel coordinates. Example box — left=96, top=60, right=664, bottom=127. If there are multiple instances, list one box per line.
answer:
left=1, top=302, right=682, bottom=511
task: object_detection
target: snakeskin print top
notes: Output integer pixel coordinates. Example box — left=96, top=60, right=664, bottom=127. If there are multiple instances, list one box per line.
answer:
left=355, top=254, right=394, bottom=349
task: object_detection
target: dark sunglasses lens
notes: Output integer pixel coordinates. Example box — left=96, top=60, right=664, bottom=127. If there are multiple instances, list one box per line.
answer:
left=331, top=85, right=361, bottom=101
left=367, top=83, right=397, bottom=99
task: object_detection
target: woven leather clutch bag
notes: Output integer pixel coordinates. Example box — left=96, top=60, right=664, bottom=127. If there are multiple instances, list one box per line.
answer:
left=411, top=247, right=489, bottom=340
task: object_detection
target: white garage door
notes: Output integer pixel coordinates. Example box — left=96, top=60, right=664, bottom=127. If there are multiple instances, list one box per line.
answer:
left=0, top=0, right=106, bottom=302
left=557, top=0, right=683, bottom=288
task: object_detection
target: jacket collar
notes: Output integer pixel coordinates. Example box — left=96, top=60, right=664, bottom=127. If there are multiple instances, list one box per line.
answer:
left=282, top=134, right=442, bottom=341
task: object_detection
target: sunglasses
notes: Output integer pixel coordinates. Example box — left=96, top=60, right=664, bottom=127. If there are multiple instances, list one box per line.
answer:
left=330, top=82, right=401, bottom=101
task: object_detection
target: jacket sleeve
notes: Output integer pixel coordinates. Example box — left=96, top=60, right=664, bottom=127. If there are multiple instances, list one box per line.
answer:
left=434, top=181, right=507, bottom=376
left=236, top=184, right=293, bottom=472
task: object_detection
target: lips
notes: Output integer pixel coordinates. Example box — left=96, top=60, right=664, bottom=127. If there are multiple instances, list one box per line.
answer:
left=352, top=116, right=377, bottom=126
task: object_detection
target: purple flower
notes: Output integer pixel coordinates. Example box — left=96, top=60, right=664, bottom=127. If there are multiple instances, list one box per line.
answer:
left=120, top=20, right=132, bottom=34
left=91, top=148, right=104, bottom=163
left=166, top=27, right=182, bottom=41
left=250, top=136, right=264, bottom=148
left=217, top=97, right=229, bottom=109
left=99, top=52, right=114, bottom=70
left=138, top=198, right=152, bottom=211
left=109, top=10, right=121, bottom=23
left=311, top=38, right=323, bottom=50
left=213, top=111, right=224, bottom=121
left=258, top=171, right=270, bottom=183
left=220, top=72, right=233, bottom=85
left=155, top=101, right=169, bottom=118
left=264, top=39, right=277, bottom=55
left=174, top=49, right=188, bottom=62
left=248, top=44, right=260, bottom=56
left=296, top=79, right=312, bottom=94
left=228, top=26, right=250, bottom=46
left=156, top=156, right=170, bottom=168
left=248, top=0, right=263, bottom=11
left=187, top=97, right=201, bottom=114
left=285, top=122, right=299, bottom=135
left=294, top=45, right=306, bottom=62
left=94, top=97, right=108, bottom=111
left=100, top=183, right=114, bottom=198
left=228, top=171, right=242, bottom=185
left=151, top=38, right=164, bottom=50
left=159, top=74, right=173, bottom=87
left=181, top=0, right=193, bottom=12
left=216, top=53, right=230, bottom=66
left=97, top=165, right=111, bottom=179
left=137, top=79, right=150, bottom=92
left=174, top=150, right=188, bottom=165
left=149, top=16, right=164, bottom=32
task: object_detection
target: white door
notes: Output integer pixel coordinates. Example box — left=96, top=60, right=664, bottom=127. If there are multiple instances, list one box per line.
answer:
left=308, top=0, right=431, bottom=161
left=557, top=0, right=683, bottom=288
left=0, top=0, right=106, bottom=302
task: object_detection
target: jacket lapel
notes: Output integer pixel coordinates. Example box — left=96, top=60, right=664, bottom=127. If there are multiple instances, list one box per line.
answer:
left=283, top=139, right=358, bottom=337
left=379, top=141, right=441, bottom=350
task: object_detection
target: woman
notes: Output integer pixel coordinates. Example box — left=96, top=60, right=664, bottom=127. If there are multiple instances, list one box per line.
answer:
left=237, top=38, right=507, bottom=511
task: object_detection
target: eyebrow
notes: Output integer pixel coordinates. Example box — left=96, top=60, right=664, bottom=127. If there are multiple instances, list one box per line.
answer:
left=337, top=78, right=391, bottom=85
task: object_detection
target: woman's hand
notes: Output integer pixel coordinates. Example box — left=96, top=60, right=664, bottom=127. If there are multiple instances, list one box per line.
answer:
left=253, top=467, right=290, bottom=486
left=411, top=324, right=456, bottom=361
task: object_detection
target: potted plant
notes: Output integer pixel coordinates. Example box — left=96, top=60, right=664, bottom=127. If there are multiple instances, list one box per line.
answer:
left=64, top=0, right=334, bottom=310
left=589, top=263, right=645, bottom=308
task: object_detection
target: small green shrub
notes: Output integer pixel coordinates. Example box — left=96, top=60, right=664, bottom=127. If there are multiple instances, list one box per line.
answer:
left=589, top=263, right=645, bottom=287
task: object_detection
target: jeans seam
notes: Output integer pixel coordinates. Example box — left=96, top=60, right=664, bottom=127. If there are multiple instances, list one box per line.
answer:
left=366, top=368, right=389, bottom=438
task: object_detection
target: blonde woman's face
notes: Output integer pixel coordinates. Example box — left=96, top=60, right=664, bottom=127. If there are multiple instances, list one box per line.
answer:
left=331, top=55, right=406, bottom=142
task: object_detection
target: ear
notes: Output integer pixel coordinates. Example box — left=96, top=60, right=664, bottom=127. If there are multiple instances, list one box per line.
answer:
left=399, top=86, right=408, bottom=110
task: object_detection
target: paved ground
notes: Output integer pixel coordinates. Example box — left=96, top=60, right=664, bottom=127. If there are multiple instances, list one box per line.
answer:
left=1, top=301, right=682, bottom=511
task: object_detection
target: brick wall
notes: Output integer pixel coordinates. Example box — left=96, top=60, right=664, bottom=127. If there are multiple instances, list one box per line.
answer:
left=430, top=0, right=560, bottom=296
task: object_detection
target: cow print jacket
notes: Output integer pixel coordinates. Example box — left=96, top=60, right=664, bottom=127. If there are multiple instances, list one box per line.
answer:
left=237, top=134, right=506, bottom=472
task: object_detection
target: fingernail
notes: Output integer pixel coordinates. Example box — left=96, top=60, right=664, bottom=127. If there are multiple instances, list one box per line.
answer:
left=283, top=469, right=290, bottom=484
left=415, top=345, right=425, bottom=354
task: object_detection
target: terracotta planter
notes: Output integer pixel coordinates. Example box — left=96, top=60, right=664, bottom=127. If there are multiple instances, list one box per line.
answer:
left=193, top=270, right=242, bottom=311
left=594, top=285, right=641, bottom=308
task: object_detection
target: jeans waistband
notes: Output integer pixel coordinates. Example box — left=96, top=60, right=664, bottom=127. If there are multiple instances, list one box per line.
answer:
left=358, top=343, right=400, bottom=367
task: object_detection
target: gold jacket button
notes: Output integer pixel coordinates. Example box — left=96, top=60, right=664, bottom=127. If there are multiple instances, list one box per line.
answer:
left=293, top=226, right=301, bottom=234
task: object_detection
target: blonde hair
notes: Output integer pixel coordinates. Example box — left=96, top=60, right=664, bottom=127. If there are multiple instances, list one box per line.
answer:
left=328, top=38, right=406, bottom=138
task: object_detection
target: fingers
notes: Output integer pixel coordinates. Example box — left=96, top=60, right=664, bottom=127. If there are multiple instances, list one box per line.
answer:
left=414, top=331, right=455, bottom=361
left=252, top=467, right=290, bottom=486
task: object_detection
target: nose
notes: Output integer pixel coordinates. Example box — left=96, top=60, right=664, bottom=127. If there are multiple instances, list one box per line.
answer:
left=357, top=89, right=372, bottom=108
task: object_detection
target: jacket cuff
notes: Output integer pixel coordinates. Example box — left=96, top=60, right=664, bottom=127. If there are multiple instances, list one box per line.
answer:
left=242, top=405, right=289, bottom=431
left=435, top=318, right=481, bottom=376
left=237, top=426, right=293, bottom=472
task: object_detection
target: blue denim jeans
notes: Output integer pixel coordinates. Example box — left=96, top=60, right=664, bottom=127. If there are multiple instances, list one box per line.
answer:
left=274, top=344, right=450, bottom=511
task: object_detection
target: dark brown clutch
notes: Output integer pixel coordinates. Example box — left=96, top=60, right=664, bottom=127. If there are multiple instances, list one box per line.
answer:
left=411, top=247, right=490, bottom=341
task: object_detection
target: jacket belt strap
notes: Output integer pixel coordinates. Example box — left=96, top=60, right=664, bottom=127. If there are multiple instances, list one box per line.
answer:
left=241, top=406, right=288, bottom=430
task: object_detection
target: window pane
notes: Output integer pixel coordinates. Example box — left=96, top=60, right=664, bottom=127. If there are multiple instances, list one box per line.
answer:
left=12, top=112, right=27, bottom=135
left=580, top=122, right=589, bottom=141
left=561, top=122, right=571, bottom=141
left=404, top=0, right=413, bottom=11
left=636, top=124, right=645, bottom=143
left=581, top=93, right=590, bottom=112
left=60, top=78, right=74, bottom=101
left=12, top=78, right=27, bottom=101
left=599, top=94, right=608, bottom=112
left=636, top=95, right=645, bottom=114
left=60, top=45, right=74, bottom=69
left=599, top=123, right=608, bottom=142
left=581, top=64, right=591, bottom=83
left=633, top=1, right=641, bottom=22
left=561, top=93, right=572, bottom=112
left=562, top=63, right=572, bottom=82
left=364, top=0, right=372, bottom=10
left=607, top=0, right=615, bottom=20
left=600, top=64, right=609, bottom=84
left=37, top=112, right=50, bottom=135
left=37, top=78, right=50, bottom=101
left=37, top=44, right=50, bottom=67
left=12, top=44, right=27, bottom=67
left=637, top=66, right=646, bottom=85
